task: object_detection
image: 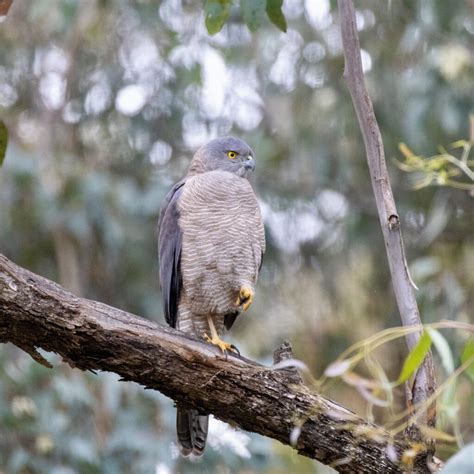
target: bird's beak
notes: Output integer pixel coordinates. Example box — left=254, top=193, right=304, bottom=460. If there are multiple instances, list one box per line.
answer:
left=244, top=156, right=255, bottom=172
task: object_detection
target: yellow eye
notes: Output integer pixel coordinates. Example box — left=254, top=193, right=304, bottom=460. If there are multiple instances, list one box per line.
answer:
left=227, top=151, right=237, bottom=159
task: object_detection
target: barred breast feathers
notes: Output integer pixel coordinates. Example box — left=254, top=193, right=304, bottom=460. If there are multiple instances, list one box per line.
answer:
left=177, top=170, right=265, bottom=316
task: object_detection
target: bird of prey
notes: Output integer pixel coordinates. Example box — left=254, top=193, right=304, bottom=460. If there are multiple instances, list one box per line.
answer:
left=157, top=136, right=265, bottom=457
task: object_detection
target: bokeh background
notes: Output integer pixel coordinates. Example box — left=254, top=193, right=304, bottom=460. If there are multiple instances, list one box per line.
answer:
left=0, top=0, right=473, bottom=472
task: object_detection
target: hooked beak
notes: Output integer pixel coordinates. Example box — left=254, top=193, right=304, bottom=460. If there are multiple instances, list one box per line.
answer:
left=244, top=156, right=255, bottom=172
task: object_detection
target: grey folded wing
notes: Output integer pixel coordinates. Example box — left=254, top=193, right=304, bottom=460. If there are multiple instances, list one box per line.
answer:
left=157, top=180, right=185, bottom=328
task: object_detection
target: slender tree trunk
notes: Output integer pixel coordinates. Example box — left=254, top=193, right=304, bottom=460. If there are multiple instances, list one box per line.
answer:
left=337, top=0, right=437, bottom=446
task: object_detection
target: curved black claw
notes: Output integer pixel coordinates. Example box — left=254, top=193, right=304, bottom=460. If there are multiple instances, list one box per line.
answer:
left=230, top=344, right=240, bottom=356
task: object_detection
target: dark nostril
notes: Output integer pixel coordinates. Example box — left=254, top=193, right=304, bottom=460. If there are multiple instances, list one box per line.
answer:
left=244, top=158, right=256, bottom=171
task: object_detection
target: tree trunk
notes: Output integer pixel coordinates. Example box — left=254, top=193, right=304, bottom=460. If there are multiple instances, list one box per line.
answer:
left=337, top=0, right=437, bottom=446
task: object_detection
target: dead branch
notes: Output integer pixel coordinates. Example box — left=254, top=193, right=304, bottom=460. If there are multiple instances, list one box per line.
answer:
left=0, top=254, right=432, bottom=473
left=337, top=0, right=437, bottom=445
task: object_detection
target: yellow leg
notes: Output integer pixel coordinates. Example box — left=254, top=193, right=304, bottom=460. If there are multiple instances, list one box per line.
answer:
left=204, top=315, right=237, bottom=353
left=236, top=286, right=254, bottom=311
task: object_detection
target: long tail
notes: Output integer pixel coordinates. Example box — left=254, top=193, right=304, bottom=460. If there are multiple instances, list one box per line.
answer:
left=176, top=408, right=209, bottom=457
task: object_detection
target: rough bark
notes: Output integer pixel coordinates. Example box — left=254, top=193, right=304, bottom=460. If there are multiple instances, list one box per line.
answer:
left=337, top=0, right=437, bottom=443
left=0, top=253, right=432, bottom=473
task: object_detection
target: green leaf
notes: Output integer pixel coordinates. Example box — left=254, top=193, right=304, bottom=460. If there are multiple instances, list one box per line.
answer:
left=460, top=338, right=474, bottom=382
left=241, top=0, right=266, bottom=32
left=427, top=328, right=454, bottom=374
left=0, top=121, right=8, bottom=167
left=205, top=0, right=232, bottom=35
left=266, top=0, right=287, bottom=32
left=397, top=331, right=432, bottom=383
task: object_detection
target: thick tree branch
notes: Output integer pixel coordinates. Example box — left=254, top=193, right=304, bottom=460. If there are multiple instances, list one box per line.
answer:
left=0, top=253, right=432, bottom=473
left=337, top=0, right=437, bottom=443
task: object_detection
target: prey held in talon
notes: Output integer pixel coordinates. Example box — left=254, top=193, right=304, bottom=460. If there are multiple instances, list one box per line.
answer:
left=237, top=286, right=254, bottom=311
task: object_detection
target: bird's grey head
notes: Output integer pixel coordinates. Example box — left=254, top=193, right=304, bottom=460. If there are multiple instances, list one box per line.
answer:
left=188, top=136, right=256, bottom=178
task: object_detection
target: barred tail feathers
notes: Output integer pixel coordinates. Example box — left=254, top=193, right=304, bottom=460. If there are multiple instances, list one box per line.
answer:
left=176, top=408, right=209, bottom=457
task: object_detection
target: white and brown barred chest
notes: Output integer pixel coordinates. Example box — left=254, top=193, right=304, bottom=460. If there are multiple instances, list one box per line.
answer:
left=176, top=170, right=265, bottom=336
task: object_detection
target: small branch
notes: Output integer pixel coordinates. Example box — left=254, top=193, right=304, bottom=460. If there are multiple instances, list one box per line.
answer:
left=337, top=0, right=437, bottom=445
left=0, top=254, right=431, bottom=473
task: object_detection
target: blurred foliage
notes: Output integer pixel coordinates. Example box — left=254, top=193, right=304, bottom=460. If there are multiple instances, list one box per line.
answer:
left=396, top=132, right=474, bottom=193
left=320, top=321, right=473, bottom=448
left=461, top=338, right=474, bottom=382
left=0, top=0, right=473, bottom=472
left=0, top=120, right=7, bottom=166
left=204, top=0, right=287, bottom=35
left=397, top=330, right=433, bottom=384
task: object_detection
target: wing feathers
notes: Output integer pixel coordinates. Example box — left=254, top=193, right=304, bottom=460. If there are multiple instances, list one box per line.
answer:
left=158, top=181, right=185, bottom=328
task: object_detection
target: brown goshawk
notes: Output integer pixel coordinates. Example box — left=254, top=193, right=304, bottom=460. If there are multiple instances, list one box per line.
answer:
left=157, top=137, right=265, bottom=456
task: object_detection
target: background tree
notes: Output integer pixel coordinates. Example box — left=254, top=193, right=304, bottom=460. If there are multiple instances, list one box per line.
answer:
left=0, top=0, right=472, bottom=472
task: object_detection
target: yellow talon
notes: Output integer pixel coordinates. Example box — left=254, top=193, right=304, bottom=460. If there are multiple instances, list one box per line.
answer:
left=236, top=286, right=254, bottom=311
left=204, top=333, right=237, bottom=353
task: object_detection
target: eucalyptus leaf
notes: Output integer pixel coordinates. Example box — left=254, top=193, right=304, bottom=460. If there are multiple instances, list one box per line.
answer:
left=266, top=0, right=287, bottom=32
left=427, top=328, right=454, bottom=374
left=460, top=338, right=474, bottom=381
left=397, top=331, right=432, bottom=383
left=241, top=0, right=266, bottom=32
left=0, top=121, right=8, bottom=166
left=205, top=0, right=231, bottom=35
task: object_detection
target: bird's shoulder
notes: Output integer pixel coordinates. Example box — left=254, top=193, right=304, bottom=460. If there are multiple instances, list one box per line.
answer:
left=157, top=179, right=186, bottom=233
left=183, top=170, right=253, bottom=198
